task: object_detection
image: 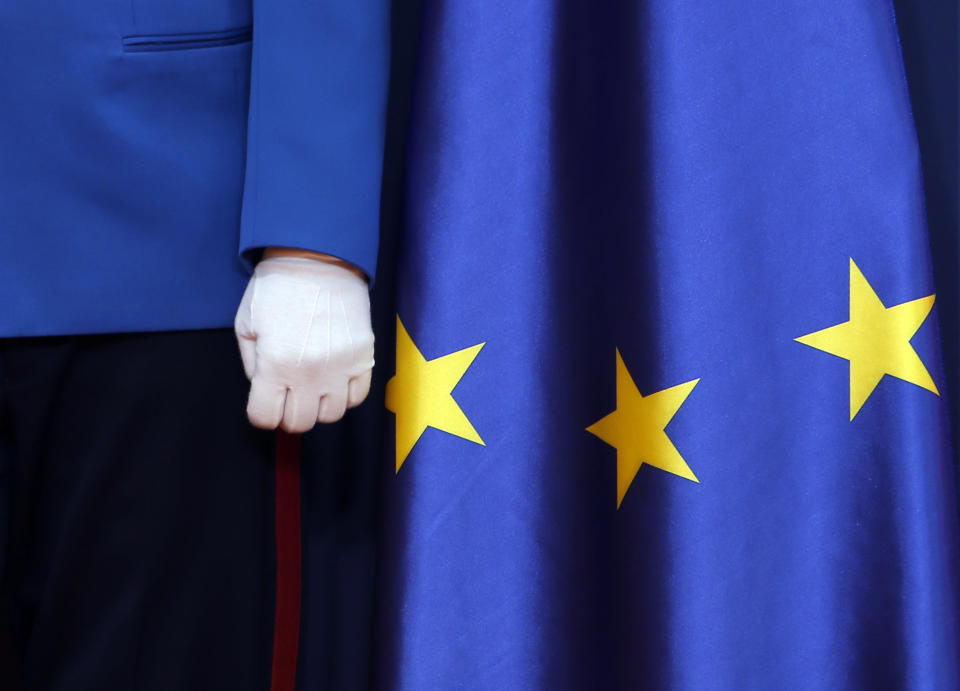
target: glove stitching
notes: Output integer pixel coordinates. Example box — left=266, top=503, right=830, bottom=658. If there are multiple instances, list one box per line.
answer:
left=323, top=290, right=332, bottom=372
left=296, top=288, right=323, bottom=367
left=249, top=272, right=259, bottom=326
left=337, top=289, right=355, bottom=348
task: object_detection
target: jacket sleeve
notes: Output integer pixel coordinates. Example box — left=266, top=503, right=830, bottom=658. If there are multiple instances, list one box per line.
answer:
left=238, top=0, right=390, bottom=280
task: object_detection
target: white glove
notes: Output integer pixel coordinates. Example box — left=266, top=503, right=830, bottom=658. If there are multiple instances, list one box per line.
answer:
left=234, top=256, right=374, bottom=432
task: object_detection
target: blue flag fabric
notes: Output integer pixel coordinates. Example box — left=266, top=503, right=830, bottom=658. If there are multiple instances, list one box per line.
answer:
left=379, top=2, right=960, bottom=689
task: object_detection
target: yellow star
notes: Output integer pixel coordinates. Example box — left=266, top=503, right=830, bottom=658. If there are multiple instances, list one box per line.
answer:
left=796, top=258, right=938, bottom=420
left=586, top=350, right=700, bottom=508
left=385, top=316, right=485, bottom=471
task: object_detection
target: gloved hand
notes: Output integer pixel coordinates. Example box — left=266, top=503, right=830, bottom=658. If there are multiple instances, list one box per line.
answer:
left=234, top=255, right=374, bottom=432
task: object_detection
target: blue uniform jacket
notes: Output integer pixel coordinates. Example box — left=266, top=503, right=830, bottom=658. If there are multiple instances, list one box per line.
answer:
left=0, top=0, right=389, bottom=336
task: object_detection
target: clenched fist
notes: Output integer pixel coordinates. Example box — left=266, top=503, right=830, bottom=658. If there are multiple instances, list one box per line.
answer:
left=234, top=253, right=374, bottom=432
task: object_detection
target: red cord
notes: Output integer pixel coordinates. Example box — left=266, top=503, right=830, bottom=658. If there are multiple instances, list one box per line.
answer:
left=270, top=430, right=302, bottom=691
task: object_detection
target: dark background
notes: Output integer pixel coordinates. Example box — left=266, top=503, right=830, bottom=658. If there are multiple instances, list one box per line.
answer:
left=891, top=0, right=959, bottom=462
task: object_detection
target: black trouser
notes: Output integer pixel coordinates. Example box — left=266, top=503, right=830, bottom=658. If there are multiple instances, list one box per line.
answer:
left=0, top=330, right=282, bottom=690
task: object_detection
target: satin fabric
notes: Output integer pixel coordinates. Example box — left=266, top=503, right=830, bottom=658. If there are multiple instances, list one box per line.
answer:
left=378, top=1, right=960, bottom=689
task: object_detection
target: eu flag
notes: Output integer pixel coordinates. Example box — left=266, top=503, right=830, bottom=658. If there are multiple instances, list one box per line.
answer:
left=378, top=2, right=960, bottom=688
